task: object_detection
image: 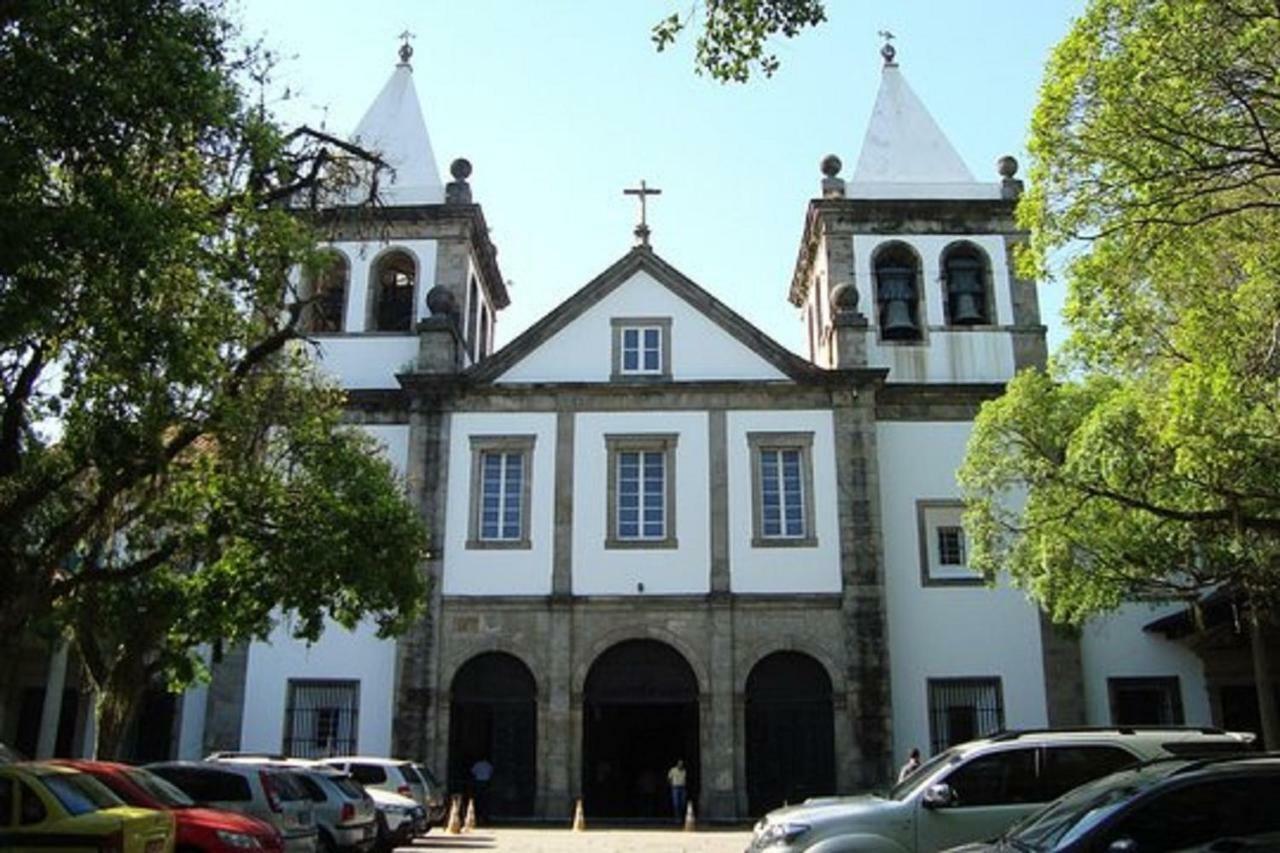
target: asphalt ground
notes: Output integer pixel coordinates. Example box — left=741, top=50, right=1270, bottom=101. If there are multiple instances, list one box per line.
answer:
left=397, top=826, right=754, bottom=852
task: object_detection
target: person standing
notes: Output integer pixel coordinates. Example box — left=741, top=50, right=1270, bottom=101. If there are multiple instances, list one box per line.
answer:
left=898, top=747, right=921, bottom=783
left=470, top=757, right=494, bottom=821
left=666, top=759, right=687, bottom=821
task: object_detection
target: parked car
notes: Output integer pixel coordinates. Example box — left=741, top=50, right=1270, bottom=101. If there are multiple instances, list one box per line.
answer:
left=316, top=758, right=431, bottom=819
left=0, top=761, right=175, bottom=853
left=148, top=761, right=317, bottom=853
left=212, top=758, right=376, bottom=853
left=411, top=762, right=447, bottom=826
left=748, top=726, right=1256, bottom=852
left=947, top=754, right=1280, bottom=852
left=57, top=759, right=283, bottom=853
left=363, top=787, right=426, bottom=852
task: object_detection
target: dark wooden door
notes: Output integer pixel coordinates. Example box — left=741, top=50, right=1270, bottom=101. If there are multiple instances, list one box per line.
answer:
left=745, top=652, right=835, bottom=816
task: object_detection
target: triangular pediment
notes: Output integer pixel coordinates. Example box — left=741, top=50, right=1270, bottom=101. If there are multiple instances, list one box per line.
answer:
left=471, top=249, right=819, bottom=385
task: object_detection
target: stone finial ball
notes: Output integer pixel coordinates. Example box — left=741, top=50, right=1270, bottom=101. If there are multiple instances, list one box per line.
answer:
left=997, top=155, right=1019, bottom=178
left=426, top=285, right=458, bottom=316
left=829, top=281, right=859, bottom=311
left=821, top=154, right=843, bottom=178
left=450, top=158, right=473, bottom=181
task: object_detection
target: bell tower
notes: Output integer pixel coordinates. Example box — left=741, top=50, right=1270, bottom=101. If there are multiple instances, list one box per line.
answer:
left=789, top=42, right=1045, bottom=381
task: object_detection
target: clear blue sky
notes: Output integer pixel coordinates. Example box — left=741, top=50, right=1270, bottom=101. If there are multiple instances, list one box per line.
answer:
left=236, top=0, right=1085, bottom=355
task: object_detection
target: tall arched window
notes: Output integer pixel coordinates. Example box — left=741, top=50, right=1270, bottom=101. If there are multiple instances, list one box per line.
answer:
left=873, top=242, right=923, bottom=341
left=942, top=243, right=991, bottom=326
left=304, top=250, right=348, bottom=334
left=368, top=249, right=416, bottom=332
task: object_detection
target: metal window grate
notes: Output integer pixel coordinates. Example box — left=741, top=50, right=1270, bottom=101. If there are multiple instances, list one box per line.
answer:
left=928, top=678, right=1004, bottom=754
left=284, top=679, right=359, bottom=759
left=937, top=526, right=966, bottom=566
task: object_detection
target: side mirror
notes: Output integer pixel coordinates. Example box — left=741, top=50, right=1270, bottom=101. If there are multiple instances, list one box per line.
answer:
left=1107, top=839, right=1138, bottom=853
left=922, top=783, right=956, bottom=809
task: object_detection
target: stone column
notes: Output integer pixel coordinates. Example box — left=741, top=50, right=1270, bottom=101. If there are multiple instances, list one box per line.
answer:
left=35, top=639, right=69, bottom=758
left=703, top=601, right=736, bottom=819
left=543, top=408, right=576, bottom=818
left=202, top=643, right=249, bottom=756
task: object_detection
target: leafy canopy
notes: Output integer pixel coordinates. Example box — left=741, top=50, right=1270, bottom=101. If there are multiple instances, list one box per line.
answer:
left=960, top=0, right=1280, bottom=623
left=653, top=0, right=827, bottom=82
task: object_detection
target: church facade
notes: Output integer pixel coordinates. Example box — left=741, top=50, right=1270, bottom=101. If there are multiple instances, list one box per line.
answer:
left=4, top=44, right=1217, bottom=821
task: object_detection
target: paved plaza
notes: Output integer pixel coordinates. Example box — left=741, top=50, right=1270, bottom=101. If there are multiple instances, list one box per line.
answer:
left=398, top=827, right=754, bottom=852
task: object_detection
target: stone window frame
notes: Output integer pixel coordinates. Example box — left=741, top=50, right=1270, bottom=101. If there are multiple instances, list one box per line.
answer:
left=466, top=435, right=536, bottom=550
left=1107, top=676, right=1185, bottom=726
left=747, top=431, right=818, bottom=548
left=610, top=317, right=673, bottom=382
left=604, top=433, right=679, bottom=550
left=917, top=500, right=982, bottom=586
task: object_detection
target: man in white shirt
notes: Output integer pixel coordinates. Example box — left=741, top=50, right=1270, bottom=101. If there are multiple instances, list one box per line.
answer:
left=666, top=759, right=687, bottom=821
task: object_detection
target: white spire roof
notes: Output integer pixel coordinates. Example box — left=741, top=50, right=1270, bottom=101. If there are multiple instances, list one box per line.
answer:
left=351, top=56, right=444, bottom=206
left=850, top=57, right=1001, bottom=200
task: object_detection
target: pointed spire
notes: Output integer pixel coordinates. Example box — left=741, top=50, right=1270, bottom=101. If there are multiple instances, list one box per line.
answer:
left=350, top=40, right=444, bottom=205
left=850, top=39, right=995, bottom=198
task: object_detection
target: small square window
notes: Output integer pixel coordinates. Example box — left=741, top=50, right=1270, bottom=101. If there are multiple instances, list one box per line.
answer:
left=606, top=434, right=678, bottom=549
left=917, top=501, right=980, bottom=586
left=468, top=436, right=535, bottom=550
left=611, top=317, right=672, bottom=381
left=748, top=432, right=817, bottom=548
left=284, top=679, right=359, bottom=759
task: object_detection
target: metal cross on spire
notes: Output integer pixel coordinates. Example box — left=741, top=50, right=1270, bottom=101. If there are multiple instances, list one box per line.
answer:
left=398, top=30, right=416, bottom=65
left=623, top=179, right=662, bottom=248
left=877, top=29, right=897, bottom=65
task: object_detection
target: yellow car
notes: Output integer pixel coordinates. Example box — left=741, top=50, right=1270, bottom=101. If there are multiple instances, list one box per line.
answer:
left=0, top=762, right=175, bottom=853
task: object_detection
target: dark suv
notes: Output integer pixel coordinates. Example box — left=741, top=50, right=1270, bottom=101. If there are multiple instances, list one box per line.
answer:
left=949, top=754, right=1280, bottom=852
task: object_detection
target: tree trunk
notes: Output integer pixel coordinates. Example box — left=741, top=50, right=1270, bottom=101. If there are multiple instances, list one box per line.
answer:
left=1248, top=604, right=1279, bottom=749
left=92, top=683, right=142, bottom=760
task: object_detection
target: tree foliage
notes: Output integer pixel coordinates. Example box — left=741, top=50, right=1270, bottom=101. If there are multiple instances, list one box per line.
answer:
left=960, top=0, right=1280, bottom=742
left=653, top=0, right=826, bottom=82
left=0, top=0, right=427, bottom=755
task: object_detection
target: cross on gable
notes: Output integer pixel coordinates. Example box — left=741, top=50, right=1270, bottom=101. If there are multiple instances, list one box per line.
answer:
left=623, top=180, right=662, bottom=247
left=398, top=30, right=416, bottom=65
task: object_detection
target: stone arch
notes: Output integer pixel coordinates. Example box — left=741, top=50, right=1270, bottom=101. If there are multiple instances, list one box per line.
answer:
left=440, top=641, right=544, bottom=702
left=744, top=651, right=837, bottom=815
left=939, top=240, right=995, bottom=326
left=573, top=625, right=711, bottom=698
left=870, top=239, right=926, bottom=342
left=446, top=651, right=538, bottom=818
left=301, top=247, right=350, bottom=334
left=365, top=245, right=419, bottom=332
left=736, top=640, right=846, bottom=697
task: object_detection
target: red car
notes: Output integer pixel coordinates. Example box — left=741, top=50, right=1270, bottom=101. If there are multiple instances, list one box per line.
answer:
left=55, top=759, right=284, bottom=853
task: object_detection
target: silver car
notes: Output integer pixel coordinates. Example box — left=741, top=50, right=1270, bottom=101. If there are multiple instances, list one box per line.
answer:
left=149, top=760, right=318, bottom=853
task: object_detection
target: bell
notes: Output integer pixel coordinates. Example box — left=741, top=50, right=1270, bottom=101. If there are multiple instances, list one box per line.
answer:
left=951, top=292, right=985, bottom=325
left=882, top=299, right=918, bottom=339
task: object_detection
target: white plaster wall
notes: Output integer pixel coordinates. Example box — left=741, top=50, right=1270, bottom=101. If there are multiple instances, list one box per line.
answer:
left=1080, top=604, right=1211, bottom=725
left=309, top=336, right=419, bottom=390
left=442, top=412, right=557, bottom=596
left=235, top=424, right=409, bottom=756
left=239, top=618, right=397, bottom=757
left=496, top=270, right=788, bottom=384
left=727, top=410, right=841, bottom=593
left=878, top=421, right=1048, bottom=758
left=572, top=411, right=710, bottom=595
left=852, top=234, right=1017, bottom=384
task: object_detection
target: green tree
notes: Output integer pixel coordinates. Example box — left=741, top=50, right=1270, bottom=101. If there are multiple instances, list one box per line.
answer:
left=0, top=0, right=426, bottom=756
left=653, top=0, right=827, bottom=82
left=960, top=0, right=1280, bottom=743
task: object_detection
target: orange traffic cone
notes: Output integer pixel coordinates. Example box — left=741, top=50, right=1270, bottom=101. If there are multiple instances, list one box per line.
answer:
left=463, top=798, right=476, bottom=832
left=684, top=800, right=696, bottom=832
left=572, top=797, right=586, bottom=831
left=446, top=795, right=462, bottom=834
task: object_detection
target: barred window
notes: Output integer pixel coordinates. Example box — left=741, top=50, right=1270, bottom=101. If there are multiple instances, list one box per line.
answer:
left=1108, top=677, right=1184, bottom=725
left=928, top=677, right=1004, bottom=754
left=937, top=526, right=966, bottom=565
left=284, top=680, right=359, bottom=759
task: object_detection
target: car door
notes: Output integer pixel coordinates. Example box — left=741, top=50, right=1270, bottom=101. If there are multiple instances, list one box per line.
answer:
left=1095, top=772, right=1280, bottom=853
left=916, top=746, right=1041, bottom=851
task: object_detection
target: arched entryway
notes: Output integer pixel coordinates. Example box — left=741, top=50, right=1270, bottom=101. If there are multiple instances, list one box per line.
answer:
left=582, top=639, right=700, bottom=819
left=447, top=652, right=537, bottom=819
left=745, top=651, right=835, bottom=815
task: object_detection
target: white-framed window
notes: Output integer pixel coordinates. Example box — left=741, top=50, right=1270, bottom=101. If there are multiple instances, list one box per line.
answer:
left=748, top=432, right=817, bottom=547
left=605, top=433, right=678, bottom=548
left=284, top=679, right=359, bottom=759
left=467, top=435, right=535, bottom=549
left=917, top=500, right=981, bottom=585
left=610, top=317, right=672, bottom=381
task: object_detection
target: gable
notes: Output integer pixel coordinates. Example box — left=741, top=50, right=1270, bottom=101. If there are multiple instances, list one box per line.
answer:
left=493, top=267, right=789, bottom=384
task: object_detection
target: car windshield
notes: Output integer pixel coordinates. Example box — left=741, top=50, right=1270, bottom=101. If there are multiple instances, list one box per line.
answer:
left=398, top=763, right=423, bottom=785
left=1005, top=766, right=1170, bottom=851
left=40, top=772, right=124, bottom=816
left=888, top=747, right=962, bottom=800
left=122, top=769, right=195, bottom=808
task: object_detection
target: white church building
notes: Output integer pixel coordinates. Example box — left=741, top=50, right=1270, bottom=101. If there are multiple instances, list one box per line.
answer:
left=6, top=42, right=1219, bottom=821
